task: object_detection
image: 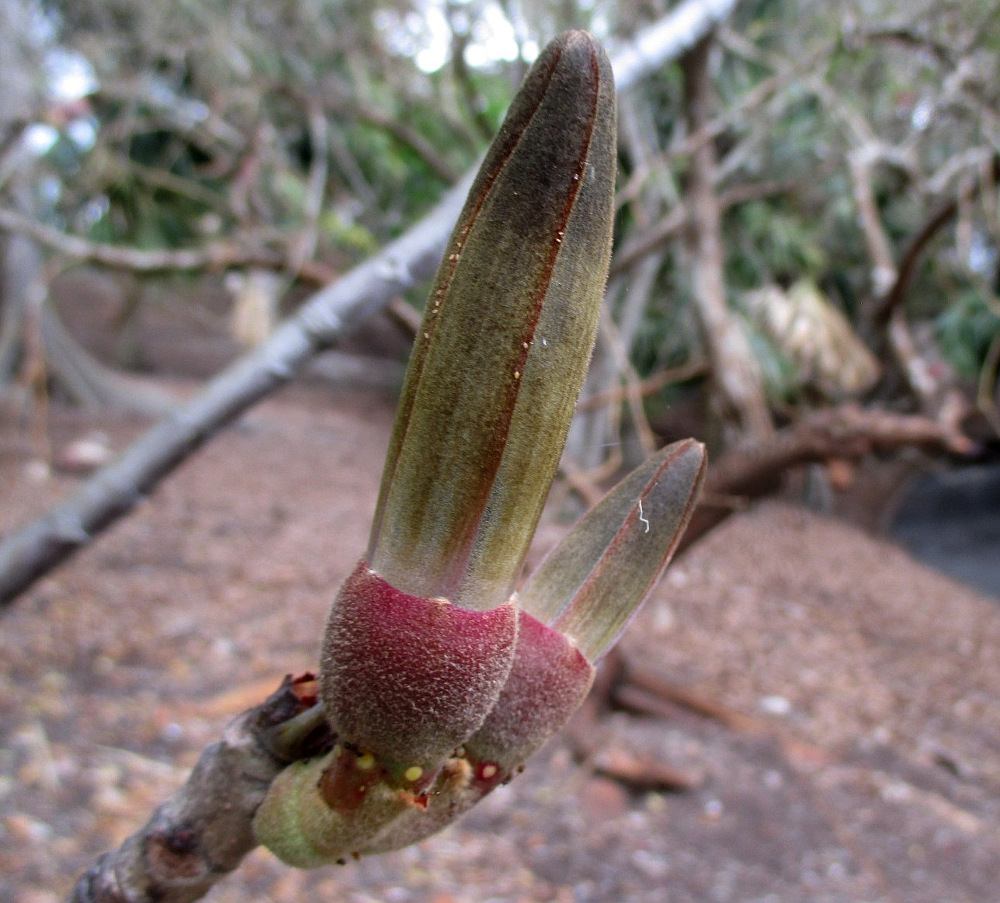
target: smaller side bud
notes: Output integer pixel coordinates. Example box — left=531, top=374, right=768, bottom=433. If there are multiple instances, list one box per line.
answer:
left=358, top=755, right=478, bottom=856
left=464, top=612, right=594, bottom=789
left=253, top=749, right=410, bottom=868
left=520, top=439, right=706, bottom=661
left=316, top=744, right=388, bottom=813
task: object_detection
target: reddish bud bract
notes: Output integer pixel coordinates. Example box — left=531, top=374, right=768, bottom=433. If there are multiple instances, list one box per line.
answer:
left=320, top=561, right=517, bottom=789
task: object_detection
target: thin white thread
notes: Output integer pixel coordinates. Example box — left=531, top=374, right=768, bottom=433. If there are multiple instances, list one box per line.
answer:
left=638, top=499, right=650, bottom=533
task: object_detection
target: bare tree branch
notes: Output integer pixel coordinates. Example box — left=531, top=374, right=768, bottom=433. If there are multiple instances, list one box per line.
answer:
left=0, top=205, right=335, bottom=284
left=681, top=32, right=773, bottom=440
left=680, top=403, right=974, bottom=552
left=610, top=206, right=686, bottom=278
left=608, top=0, right=740, bottom=89
left=0, top=172, right=470, bottom=606
left=845, top=135, right=981, bottom=431
left=848, top=146, right=901, bottom=301
left=613, top=24, right=830, bottom=215
left=874, top=156, right=1000, bottom=329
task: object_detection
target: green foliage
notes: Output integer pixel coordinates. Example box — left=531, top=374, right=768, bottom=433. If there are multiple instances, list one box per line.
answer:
left=34, top=0, right=509, bottom=264
left=726, top=200, right=827, bottom=289
left=627, top=267, right=699, bottom=379
left=935, top=291, right=1000, bottom=379
left=745, top=324, right=800, bottom=403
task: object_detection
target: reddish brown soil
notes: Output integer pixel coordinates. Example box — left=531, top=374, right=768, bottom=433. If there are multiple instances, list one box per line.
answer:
left=1, top=289, right=998, bottom=902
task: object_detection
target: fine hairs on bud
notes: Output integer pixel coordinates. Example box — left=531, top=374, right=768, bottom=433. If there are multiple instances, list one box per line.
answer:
left=255, top=31, right=703, bottom=869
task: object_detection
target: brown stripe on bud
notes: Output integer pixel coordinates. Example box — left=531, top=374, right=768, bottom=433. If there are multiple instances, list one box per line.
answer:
left=368, top=30, right=617, bottom=611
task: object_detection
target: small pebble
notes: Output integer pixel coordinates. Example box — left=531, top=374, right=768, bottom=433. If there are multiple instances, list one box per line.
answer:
left=760, top=695, right=792, bottom=716
left=580, top=776, right=629, bottom=821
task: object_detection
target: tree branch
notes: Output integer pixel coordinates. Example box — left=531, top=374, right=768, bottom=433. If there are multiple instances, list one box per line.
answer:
left=873, top=156, right=1000, bottom=329
left=844, top=134, right=986, bottom=426
left=66, top=676, right=333, bottom=903
left=681, top=32, right=773, bottom=440
left=608, top=0, right=740, bottom=89
left=679, top=402, right=974, bottom=552
left=0, top=173, right=470, bottom=605
left=0, top=206, right=335, bottom=285
left=608, top=178, right=796, bottom=278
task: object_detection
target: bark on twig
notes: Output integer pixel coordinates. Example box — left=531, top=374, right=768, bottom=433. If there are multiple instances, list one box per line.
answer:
left=67, top=676, right=333, bottom=903
left=0, top=0, right=741, bottom=607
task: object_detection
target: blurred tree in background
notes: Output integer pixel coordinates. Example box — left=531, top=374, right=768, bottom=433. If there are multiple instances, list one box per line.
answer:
left=1, top=0, right=998, bottom=475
